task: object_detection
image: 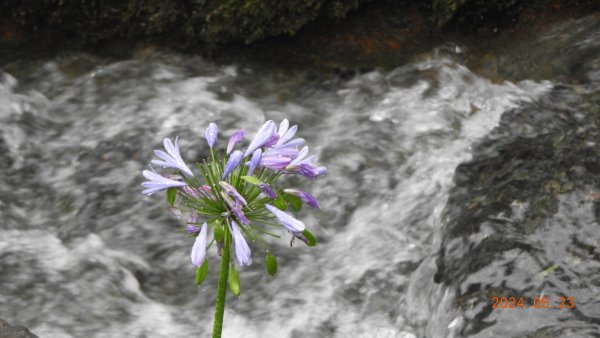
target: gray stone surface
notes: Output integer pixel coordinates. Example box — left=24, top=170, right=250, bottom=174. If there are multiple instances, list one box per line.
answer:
left=0, top=319, right=38, bottom=338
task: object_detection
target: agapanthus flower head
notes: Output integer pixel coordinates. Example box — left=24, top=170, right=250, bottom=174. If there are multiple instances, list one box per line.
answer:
left=141, top=119, right=325, bottom=293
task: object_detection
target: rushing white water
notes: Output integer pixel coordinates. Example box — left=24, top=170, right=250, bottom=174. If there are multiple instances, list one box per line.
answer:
left=0, top=50, right=557, bottom=338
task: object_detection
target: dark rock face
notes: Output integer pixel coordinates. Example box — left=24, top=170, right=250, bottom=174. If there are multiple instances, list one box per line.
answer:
left=432, top=0, right=521, bottom=26
left=1, top=0, right=598, bottom=56
left=0, top=0, right=366, bottom=49
left=433, top=86, right=600, bottom=336
left=0, top=319, right=38, bottom=338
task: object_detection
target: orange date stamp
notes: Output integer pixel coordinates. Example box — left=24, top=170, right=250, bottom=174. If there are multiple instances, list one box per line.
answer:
left=490, top=296, right=575, bottom=309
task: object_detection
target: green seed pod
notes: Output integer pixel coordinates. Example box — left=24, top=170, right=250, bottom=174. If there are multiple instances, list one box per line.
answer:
left=228, top=265, right=241, bottom=296
left=302, top=229, right=317, bottom=247
left=213, top=222, right=224, bottom=243
left=273, top=192, right=287, bottom=210
left=195, top=260, right=209, bottom=285
left=166, top=187, right=177, bottom=206
left=265, top=253, right=278, bottom=276
left=283, top=193, right=302, bottom=212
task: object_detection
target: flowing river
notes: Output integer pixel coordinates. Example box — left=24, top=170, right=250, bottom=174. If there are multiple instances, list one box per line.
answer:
left=1, top=14, right=600, bottom=338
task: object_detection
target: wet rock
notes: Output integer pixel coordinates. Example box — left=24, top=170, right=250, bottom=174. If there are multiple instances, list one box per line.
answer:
left=0, top=319, right=38, bottom=338
left=433, top=0, right=600, bottom=30
left=432, top=86, right=600, bottom=336
left=432, top=0, right=521, bottom=27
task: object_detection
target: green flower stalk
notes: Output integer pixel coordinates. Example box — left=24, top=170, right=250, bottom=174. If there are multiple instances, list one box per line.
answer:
left=140, top=120, right=326, bottom=337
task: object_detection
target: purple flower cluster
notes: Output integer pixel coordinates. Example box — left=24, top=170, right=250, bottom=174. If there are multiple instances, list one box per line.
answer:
left=141, top=119, right=326, bottom=273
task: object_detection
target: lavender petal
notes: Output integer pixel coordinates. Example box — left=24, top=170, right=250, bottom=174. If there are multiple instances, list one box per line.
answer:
left=141, top=170, right=187, bottom=195
left=150, top=138, right=193, bottom=177
left=276, top=125, right=298, bottom=147
left=298, top=191, right=321, bottom=209
left=259, top=183, right=278, bottom=199
left=260, top=155, right=291, bottom=170
left=244, top=120, right=276, bottom=157
left=219, top=181, right=248, bottom=206
left=230, top=221, right=252, bottom=266
left=245, top=148, right=262, bottom=175
left=277, top=119, right=289, bottom=138
left=191, top=222, right=208, bottom=266
left=288, top=146, right=308, bottom=167
left=265, top=204, right=306, bottom=233
left=222, top=150, right=243, bottom=179
left=205, top=123, right=218, bottom=148
left=227, top=129, right=245, bottom=154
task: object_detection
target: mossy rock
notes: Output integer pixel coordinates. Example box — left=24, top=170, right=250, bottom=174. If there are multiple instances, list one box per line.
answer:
left=0, top=0, right=365, bottom=49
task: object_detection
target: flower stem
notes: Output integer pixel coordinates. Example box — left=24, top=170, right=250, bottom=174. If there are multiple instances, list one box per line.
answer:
left=212, top=222, right=230, bottom=338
